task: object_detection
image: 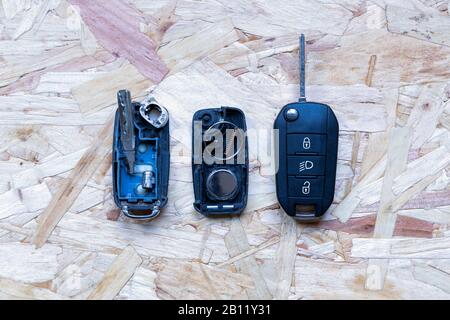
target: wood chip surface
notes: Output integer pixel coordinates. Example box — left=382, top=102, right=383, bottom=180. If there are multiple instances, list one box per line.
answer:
left=0, top=0, right=449, bottom=299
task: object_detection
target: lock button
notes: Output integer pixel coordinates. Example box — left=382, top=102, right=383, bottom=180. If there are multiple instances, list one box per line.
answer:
left=288, top=177, right=324, bottom=198
left=303, top=137, right=311, bottom=149
left=287, top=134, right=326, bottom=155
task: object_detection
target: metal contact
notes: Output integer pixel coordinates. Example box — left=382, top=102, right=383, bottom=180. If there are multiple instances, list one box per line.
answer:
left=142, top=170, right=153, bottom=189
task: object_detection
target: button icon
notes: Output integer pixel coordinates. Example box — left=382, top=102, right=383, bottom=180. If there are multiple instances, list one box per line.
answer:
left=303, top=137, right=311, bottom=150
left=288, top=156, right=325, bottom=176
left=302, top=181, right=311, bottom=195
left=288, top=177, right=324, bottom=197
left=299, top=160, right=314, bottom=173
left=287, top=134, right=326, bottom=155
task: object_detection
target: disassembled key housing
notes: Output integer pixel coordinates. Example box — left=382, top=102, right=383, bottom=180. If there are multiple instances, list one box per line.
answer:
left=192, top=107, right=249, bottom=216
left=274, top=35, right=339, bottom=221
left=112, top=90, right=170, bottom=219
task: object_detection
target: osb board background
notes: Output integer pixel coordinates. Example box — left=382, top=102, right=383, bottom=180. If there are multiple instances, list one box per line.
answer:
left=0, top=0, right=450, bottom=300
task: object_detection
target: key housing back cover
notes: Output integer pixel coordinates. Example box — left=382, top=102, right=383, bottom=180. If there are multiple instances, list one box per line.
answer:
left=192, top=107, right=248, bottom=216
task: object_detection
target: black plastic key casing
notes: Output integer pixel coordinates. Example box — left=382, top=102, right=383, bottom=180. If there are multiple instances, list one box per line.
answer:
left=192, top=107, right=249, bottom=216
left=274, top=101, right=338, bottom=221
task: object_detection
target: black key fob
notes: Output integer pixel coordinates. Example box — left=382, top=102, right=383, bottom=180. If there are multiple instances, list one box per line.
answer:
left=112, top=90, right=170, bottom=220
left=192, top=107, right=249, bottom=216
left=274, top=35, right=339, bottom=221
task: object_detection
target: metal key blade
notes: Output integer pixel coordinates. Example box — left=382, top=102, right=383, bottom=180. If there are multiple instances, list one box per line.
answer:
left=299, top=34, right=306, bottom=102
left=117, top=90, right=136, bottom=174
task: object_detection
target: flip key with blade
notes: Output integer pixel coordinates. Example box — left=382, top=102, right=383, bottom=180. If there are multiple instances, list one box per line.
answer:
left=274, top=35, right=339, bottom=221
left=112, top=90, right=170, bottom=220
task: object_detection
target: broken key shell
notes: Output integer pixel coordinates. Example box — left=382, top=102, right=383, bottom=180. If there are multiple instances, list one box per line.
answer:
left=112, top=91, right=170, bottom=220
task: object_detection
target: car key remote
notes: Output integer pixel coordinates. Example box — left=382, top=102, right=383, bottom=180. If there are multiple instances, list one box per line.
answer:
left=112, top=90, right=170, bottom=219
left=192, top=107, right=248, bottom=216
left=274, top=35, right=339, bottom=222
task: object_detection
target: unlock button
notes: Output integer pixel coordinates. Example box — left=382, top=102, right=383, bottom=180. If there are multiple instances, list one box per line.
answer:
left=288, top=177, right=324, bottom=197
